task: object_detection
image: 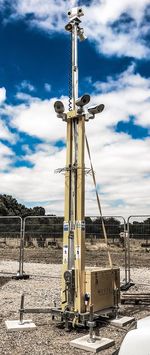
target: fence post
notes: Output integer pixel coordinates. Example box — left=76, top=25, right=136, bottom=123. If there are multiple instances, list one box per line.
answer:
left=121, top=217, right=134, bottom=290
left=13, top=217, right=29, bottom=280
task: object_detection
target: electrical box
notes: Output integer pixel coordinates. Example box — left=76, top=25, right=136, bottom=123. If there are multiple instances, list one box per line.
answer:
left=85, top=267, right=120, bottom=312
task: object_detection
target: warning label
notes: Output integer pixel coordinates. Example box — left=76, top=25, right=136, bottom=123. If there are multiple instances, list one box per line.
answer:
left=63, top=245, right=68, bottom=263
left=76, top=245, right=80, bottom=259
left=76, top=220, right=85, bottom=230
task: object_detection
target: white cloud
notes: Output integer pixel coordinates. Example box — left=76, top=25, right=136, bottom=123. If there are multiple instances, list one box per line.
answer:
left=8, top=96, right=66, bottom=142
left=90, top=64, right=150, bottom=131
left=84, top=0, right=150, bottom=58
left=15, top=92, right=34, bottom=102
left=0, top=143, right=65, bottom=214
left=4, top=0, right=150, bottom=58
left=0, top=142, right=14, bottom=171
left=0, top=87, right=6, bottom=103
left=44, top=83, right=51, bottom=92
left=1, top=65, right=150, bottom=217
left=11, top=0, right=69, bottom=32
left=0, top=87, right=17, bottom=144
left=0, top=120, right=16, bottom=143
left=17, top=80, right=35, bottom=92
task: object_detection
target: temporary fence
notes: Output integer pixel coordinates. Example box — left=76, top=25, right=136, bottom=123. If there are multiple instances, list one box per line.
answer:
left=20, top=215, right=63, bottom=276
left=23, top=215, right=64, bottom=246
left=1, top=214, right=149, bottom=287
left=0, top=216, right=23, bottom=276
left=0, top=214, right=128, bottom=283
left=127, top=215, right=150, bottom=287
left=21, top=215, right=127, bottom=280
left=85, top=215, right=126, bottom=243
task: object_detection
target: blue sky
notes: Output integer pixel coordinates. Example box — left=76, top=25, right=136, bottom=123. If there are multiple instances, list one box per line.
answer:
left=0, top=0, right=150, bottom=217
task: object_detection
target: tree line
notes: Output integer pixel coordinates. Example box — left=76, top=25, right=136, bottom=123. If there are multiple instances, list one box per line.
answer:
left=0, top=194, right=150, bottom=240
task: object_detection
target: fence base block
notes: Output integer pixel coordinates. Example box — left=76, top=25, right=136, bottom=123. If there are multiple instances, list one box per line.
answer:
left=120, top=282, right=134, bottom=291
left=12, top=274, right=29, bottom=280
left=70, top=335, right=115, bottom=353
left=5, top=319, right=36, bottom=332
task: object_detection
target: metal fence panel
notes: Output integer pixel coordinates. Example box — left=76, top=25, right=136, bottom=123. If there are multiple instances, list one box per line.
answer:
left=23, top=215, right=64, bottom=247
left=0, top=216, right=23, bottom=276
left=0, top=214, right=127, bottom=281
left=85, top=215, right=126, bottom=243
left=126, top=215, right=150, bottom=286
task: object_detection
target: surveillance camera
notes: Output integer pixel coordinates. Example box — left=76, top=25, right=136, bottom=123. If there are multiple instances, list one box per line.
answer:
left=54, top=101, right=65, bottom=114
left=75, top=94, right=90, bottom=107
left=88, top=104, right=105, bottom=115
left=68, top=7, right=84, bottom=19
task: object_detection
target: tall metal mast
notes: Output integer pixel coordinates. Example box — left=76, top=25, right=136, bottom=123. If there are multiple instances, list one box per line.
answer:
left=54, top=6, right=105, bottom=314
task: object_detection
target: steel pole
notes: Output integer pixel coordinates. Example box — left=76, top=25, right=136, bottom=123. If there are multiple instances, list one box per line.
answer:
left=68, top=20, right=78, bottom=271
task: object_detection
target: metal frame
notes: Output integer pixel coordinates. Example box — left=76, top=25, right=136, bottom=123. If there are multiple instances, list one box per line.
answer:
left=18, top=293, right=116, bottom=330
left=126, top=214, right=150, bottom=289
left=22, top=215, right=64, bottom=275
left=0, top=216, right=24, bottom=278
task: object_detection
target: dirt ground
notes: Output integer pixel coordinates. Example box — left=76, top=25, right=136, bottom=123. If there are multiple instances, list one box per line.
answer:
left=0, top=240, right=150, bottom=355
left=0, top=238, right=149, bottom=268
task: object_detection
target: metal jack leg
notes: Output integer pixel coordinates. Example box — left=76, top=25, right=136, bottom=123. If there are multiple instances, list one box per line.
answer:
left=19, top=293, right=25, bottom=324
left=114, top=288, right=120, bottom=319
left=52, top=300, right=56, bottom=320
left=87, top=305, right=96, bottom=343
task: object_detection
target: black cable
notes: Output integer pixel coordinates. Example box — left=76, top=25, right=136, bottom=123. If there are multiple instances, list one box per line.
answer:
left=68, top=32, right=72, bottom=111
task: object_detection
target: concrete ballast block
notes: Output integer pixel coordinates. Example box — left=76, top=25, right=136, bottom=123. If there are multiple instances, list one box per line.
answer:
left=110, top=316, right=135, bottom=327
left=70, top=335, right=115, bottom=353
left=5, top=319, right=36, bottom=332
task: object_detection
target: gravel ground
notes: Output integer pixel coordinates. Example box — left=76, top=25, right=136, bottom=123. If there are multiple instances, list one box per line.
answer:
left=0, top=260, right=150, bottom=355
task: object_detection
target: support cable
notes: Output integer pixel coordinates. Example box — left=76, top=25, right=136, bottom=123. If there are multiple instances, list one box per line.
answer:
left=85, top=134, right=113, bottom=268
left=68, top=32, right=72, bottom=111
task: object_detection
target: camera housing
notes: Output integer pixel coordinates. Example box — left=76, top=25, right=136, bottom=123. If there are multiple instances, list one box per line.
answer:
left=88, top=104, right=105, bottom=115
left=54, top=101, right=65, bottom=114
left=68, top=7, right=84, bottom=19
left=75, top=94, right=90, bottom=107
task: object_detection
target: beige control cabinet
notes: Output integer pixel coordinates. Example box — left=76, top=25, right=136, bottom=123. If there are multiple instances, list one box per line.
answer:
left=85, top=267, right=120, bottom=312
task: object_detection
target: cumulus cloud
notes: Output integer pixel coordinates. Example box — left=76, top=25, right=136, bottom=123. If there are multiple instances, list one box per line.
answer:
left=89, top=64, right=150, bottom=132
left=0, top=142, right=14, bottom=171
left=0, top=87, right=17, bottom=143
left=0, top=87, right=6, bottom=103
left=8, top=96, right=66, bottom=142
left=2, top=0, right=149, bottom=58
left=0, top=143, right=65, bottom=214
left=17, top=80, right=35, bottom=92
left=44, top=83, right=51, bottom=92
left=1, top=65, right=150, bottom=217
left=0, top=120, right=16, bottom=143
left=11, top=0, right=68, bottom=32
left=84, top=0, right=150, bottom=58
